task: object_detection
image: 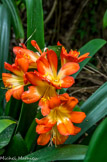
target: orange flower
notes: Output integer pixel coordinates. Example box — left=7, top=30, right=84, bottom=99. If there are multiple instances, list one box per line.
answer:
left=13, top=40, right=46, bottom=72
left=21, top=72, right=57, bottom=116
left=57, top=42, right=90, bottom=66
left=2, top=62, right=29, bottom=102
left=36, top=94, right=86, bottom=146
left=36, top=49, right=80, bottom=89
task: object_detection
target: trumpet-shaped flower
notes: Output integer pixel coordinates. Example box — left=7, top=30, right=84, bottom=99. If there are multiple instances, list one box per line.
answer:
left=36, top=93, right=86, bottom=145
left=13, top=40, right=45, bottom=72
left=36, top=49, right=80, bottom=89
left=21, top=72, right=56, bottom=116
left=2, top=62, right=29, bottom=102
left=57, top=42, right=90, bottom=66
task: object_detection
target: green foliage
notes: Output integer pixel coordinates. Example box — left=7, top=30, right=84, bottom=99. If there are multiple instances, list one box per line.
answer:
left=0, top=119, right=16, bottom=133
left=26, top=0, right=44, bottom=50
left=15, top=102, right=38, bottom=137
left=1, top=0, right=24, bottom=39
left=25, top=110, right=42, bottom=152
left=0, top=4, right=11, bottom=111
left=103, top=10, right=107, bottom=28
left=84, top=118, right=107, bottom=162
left=15, top=145, right=88, bottom=162
left=5, top=133, right=28, bottom=157
left=0, top=124, right=16, bottom=149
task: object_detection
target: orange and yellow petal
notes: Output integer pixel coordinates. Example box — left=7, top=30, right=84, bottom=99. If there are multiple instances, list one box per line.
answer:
left=4, top=62, right=23, bottom=76
left=74, top=126, right=81, bottom=135
left=57, top=119, right=75, bottom=135
left=37, top=56, right=51, bottom=76
left=70, top=111, right=86, bottom=123
left=60, top=76, right=75, bottom=88
left=5, top=86, right=24, bottom=102
left=15, top=57, right=29, bottom=73
left=35, top=117, right=49, bottom=125
left=78, top=53, right=90, bottom=63
left=37, top=133, right=51, bottom=145
left=64, top=97, right=78, bottom=111
left=53, top=133, right=68, bottom=145
left=13, top=46, right=39, bottom=61
left=58, top=62, right=80, bottom=79
left=48, top=96, right=61, bottom=109
left=47, top=50, right=58, bottom=76
left=21, top=86, right=41, bottom=104
left=39, top=99, right=50, bottom=116
left=36, top=124, right=52, bottom=134
left=31, top=40, right=43, bottom=55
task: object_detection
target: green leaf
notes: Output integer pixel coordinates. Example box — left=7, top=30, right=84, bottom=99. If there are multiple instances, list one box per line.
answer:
left=0, top=149, right=5, bottom=155
left=15, top=102, right=38, bottom=137
left=26, top=0, right=44, bottom=50
left=2, top=0, right=24, bottom=39
left=15, top=145, right=88, bottom=162
left=103, top=10, right=107, bottom=28
left=48, top=45, right=62, bottom=58
left=5, top=96, right=22, bottom=120
left=25, top=110, right=42, bottom=152
left=66, top=82, right=107, bottom=144
left=0, top=124, right=16, bottom=149
left=0, top=119, right=16, bottom=133
left=72, top=39, right=106, bottom=78
left=5, top=133, right=28, bottom=157
left=0, top=4, right=11, bottom=111
left=84, top=118, right=107, bottom=162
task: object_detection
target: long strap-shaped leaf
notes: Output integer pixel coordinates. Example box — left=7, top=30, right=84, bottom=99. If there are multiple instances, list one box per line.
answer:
left=84, top=118, right=107, bottom=162
left=0, top=4, right=11, bottom=113
left=2, top=0, right=24, bottom=39
left=15, top=145, right=88, bottom=162
left=5, top=133, right=28, bottom=157
left=66, top=82, right=107, bottom=144
left=15, top=102, right=38, bottom=137
left=26, top=0, right=45, bottom=50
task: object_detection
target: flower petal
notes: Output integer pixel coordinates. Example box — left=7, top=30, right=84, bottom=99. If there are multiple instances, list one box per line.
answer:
left=31, top=40, right=43, bottom=55
left=36, top=56, right=51, bottom=75
left=47, top=49, right=58, bottom=76
left=21, top=86, right=41, bottom=104
left=48, top=96, right=61, bottom=109
left=78, top=53, right=90, bottom=63
left=64, top=97, right=78, bottom=111
left=74, top=126, right=81, bottom=135
left=60, top=76, right=75, bottom=88
left=5, top=89, right=14, bottom=102
left=36, top=124, right=52, bottom=134
left=37, top=133, right=51, bottom=145
left=4, top=62, right=23, bottom=76
left=53, top=133, right=68, bottom=145
left=58, top=62, right=80, bottom=79
left=59, top=93, right=69, bottom=102
left=13, top=86, right=24, bottom=100
left=15, top=57, right=29, bottom=73
left=5, top=86, right=24, bottom=102
left=70, top=111, right=86, bottom=123
left=13, top=46, right=39, bottom=61
left=26, top=72, right=49, bottom=87
left=57, top=119, right=75, bottom=135
left=39, top=99, right=50, bottom=116
left=35, top=117, right=49, bottom=125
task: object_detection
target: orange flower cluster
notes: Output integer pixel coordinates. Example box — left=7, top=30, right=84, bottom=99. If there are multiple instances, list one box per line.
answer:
left=2, top=41, right=89, bottom=146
